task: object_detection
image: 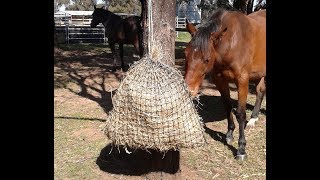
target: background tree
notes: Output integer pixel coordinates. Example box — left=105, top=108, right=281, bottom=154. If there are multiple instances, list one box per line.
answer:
left=254, top=0, right=266, bottom=11
left=177, top=0, right=262, bottom=20
left=233, top=0, right=247, bottom=13
left=108, top=0, right=141, bottom=14
left=95, top=0, right=141, bottom=14
left=56, top=0, right=264, bottom=15
left=198, top=0, right=235, bottom=19
left=55, top=0, right=71, bottom=12
left=66, top=0, right=96, bottom=10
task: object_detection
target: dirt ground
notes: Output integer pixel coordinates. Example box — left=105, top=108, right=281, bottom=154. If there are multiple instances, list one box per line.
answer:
left=54, top=43, right=266, bottom=180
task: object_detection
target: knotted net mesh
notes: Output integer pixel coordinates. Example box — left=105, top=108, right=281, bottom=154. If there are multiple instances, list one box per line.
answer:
left=104, top=57, right=206, bottom=151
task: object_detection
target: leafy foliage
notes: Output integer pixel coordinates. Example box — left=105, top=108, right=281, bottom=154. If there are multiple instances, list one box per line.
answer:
left=55, top=0, right=71, bottom=12
left=56, top=0, right=71, bottom=7
left=56, top=0, right=141, bottom=14
left=66, top=0, right=96, bottom=11
left=108, top=0, right=141, bottom=14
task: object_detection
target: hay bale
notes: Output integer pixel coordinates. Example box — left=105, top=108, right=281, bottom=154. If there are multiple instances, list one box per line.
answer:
left=105, top=57, right=206, bottom=151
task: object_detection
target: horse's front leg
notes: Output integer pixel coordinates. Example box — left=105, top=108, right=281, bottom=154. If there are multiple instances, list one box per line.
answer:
left=235, top=74, right=249, bottom=160
left=214, top=76, right=235, bottom=145
left=119, top=43, right=124, bottom=70
left=247, top=76, right=266, bottom=127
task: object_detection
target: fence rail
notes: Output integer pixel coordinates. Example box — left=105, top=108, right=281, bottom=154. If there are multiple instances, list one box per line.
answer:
left=55, top=14, right=188, bottom=43
left=176, top=17, right=186, bottom=29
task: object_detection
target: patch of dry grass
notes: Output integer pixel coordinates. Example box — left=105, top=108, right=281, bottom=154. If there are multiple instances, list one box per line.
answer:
left=54, top=43, right=266, bottom=179
left=180, top=117, right=266, bottom=179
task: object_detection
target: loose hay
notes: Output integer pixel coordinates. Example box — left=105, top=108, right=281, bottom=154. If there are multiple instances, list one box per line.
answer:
left=105, top=57, right=206, bottom=151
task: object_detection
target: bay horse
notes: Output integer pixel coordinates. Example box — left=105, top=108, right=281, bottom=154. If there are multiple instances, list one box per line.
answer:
left=91, top=6, right=143, bottom=70
left=184, top=9, right=266, bottom=160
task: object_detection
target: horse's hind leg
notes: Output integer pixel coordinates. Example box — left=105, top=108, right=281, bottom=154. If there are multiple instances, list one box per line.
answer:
left=215, top=77, right=235, bottom=145
left=133, top=40, right=141, bottom=58
left=109, top=42, right=118, bottom=71
left=119, top=43, right=125, bottom=70
left=247, top=76, right=266, bottom=127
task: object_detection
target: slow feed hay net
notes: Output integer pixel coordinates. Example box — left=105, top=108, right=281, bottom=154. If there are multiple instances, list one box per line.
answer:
left=105, top=57, right=206, bottom=151
left=104, top=0, right=205, bottom=151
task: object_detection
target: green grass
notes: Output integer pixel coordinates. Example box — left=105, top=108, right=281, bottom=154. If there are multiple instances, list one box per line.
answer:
left=176, top=31, right=192, bottom=42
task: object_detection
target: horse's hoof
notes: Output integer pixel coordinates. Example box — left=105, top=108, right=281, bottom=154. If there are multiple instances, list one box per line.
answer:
left=247, top=117, right=259, bottom=127
left=226, top=137, right=234, bottom=144
left=236, top=154, right=247, bottom=161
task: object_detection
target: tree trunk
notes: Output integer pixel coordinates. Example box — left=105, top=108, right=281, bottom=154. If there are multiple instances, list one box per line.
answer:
left=141, top=0, right=176, bottom=66
left=139, top=0, right=148, bottom=56
left=139, top=0, right=180, bottom=178
left=246, top=0, right=254, bottom=14
left=233, top=0, right=248, bottom=14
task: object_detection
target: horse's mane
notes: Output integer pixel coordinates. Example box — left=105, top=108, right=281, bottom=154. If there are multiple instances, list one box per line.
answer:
left=94, top=8, right=121, bottom=24
left=191, top=9, right=225, bottom=53
left=93, top=8, right=123, bottom=37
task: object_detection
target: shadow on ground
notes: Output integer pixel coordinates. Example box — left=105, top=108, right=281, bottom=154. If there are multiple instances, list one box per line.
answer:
left=196, top=94, right=265, bottom=157
left=196, top=95, right=266, bottom=123
left=203, top=126, right=238, bottom=157
left=54, top=45, right=141, bottom=114
left=96, top=144, right=180, bottom=175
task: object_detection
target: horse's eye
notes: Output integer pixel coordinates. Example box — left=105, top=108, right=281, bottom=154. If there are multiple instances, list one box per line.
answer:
left=204, top=59, right=209, bottom=63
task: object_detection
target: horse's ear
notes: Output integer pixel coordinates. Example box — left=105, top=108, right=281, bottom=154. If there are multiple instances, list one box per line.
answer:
left=186, top=19, right=197, bottom=36
left=94, top=5, right=96, bottom=10
left=211, top=27, right=227, bottom=45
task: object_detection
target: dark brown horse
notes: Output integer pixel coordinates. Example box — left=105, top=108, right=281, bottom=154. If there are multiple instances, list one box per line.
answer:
left=91, top=6, right=143, bottom=70
left=184, top=9, right=266, bottom=160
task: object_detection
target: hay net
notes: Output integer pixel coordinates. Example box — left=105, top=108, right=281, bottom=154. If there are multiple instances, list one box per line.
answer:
left=105, top=57, right=206, bottom=152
